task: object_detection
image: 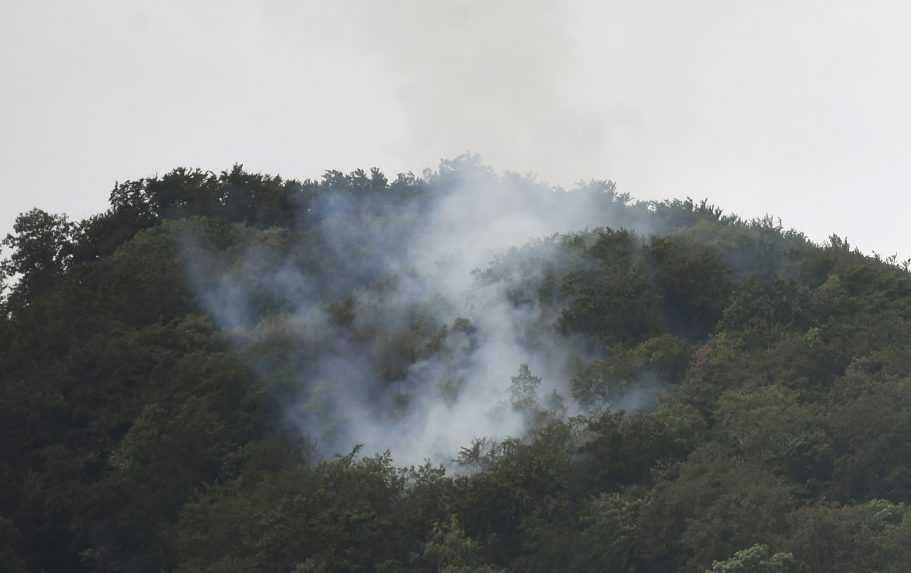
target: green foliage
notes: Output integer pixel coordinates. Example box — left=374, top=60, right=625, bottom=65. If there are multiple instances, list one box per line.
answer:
left=576, top=409, right=694, bottom=492
left=642, top=448, right=797, bottom=572
left=571, top=334, right=692, bottom=408
left=1, top=209, right=76, bottom=307
left=421, top=515, right=504, bottom=572
left=785, top=500, right=911, bottom=573
left=558, top=229, right=663, bottom=345
left=718, top=278, right=811, bottom=349
left=826, top=372, right=911, bottom=501
left=706, top=544, right=798, bottom=573
left=2, top=162, right=911, bottom=572
left=716, top=385, right=833, bottom=483
left=175, top=449, right=408, bottom=573
left=645, top=235, right=732, bottom=338
left=571, top=492, right=646, bottom=573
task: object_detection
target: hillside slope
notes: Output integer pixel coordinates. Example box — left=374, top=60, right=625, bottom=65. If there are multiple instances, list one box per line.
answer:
left=2, top=158, right=910, bottom=572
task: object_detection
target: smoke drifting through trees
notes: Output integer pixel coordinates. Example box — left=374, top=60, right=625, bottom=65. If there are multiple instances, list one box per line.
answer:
left=183, top=156, right=648, bottom=463
left=5, top=157, right=911, bottom=572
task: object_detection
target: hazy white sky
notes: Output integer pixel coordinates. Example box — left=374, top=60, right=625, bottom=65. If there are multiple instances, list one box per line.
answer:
left=2, top=1, right=909, bottom=256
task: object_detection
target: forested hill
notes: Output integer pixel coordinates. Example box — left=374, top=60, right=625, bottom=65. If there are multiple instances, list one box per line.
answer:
left=2, top=157, right=911, bottom=573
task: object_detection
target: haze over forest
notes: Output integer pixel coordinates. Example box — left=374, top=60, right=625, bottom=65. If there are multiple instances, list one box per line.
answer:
left=2, top=158, right=911, bottom=572
left=3, top=2, right=911, bottom=572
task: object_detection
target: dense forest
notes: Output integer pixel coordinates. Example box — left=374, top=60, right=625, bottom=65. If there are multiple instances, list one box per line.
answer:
left=2, top=155, right=910, bottom=573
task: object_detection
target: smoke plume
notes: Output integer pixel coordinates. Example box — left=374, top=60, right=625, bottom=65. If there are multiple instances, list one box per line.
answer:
left=183, top=157, right=646, bottom=465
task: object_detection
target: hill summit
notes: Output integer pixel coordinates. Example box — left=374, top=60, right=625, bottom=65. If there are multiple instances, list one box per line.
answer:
left=2, top=157, right=910, bottom=572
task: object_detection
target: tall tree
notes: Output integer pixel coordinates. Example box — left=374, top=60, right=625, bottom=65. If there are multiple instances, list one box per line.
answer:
left=0, top=209, right=76, bottom=308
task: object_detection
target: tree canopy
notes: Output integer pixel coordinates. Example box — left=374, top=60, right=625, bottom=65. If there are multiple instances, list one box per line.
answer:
left=2, top=159, right=910, bottom=572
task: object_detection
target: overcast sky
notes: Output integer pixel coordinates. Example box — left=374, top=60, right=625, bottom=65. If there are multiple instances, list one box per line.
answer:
left=3, top=1, right=909, bottom=256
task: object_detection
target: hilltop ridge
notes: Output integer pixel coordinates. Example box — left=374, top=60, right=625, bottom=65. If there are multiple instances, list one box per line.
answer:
left=2, top=158, right=910, bottom=573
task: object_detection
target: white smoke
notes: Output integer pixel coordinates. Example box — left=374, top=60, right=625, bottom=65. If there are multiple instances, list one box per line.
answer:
left=184, top=158, right=648, bottom=465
